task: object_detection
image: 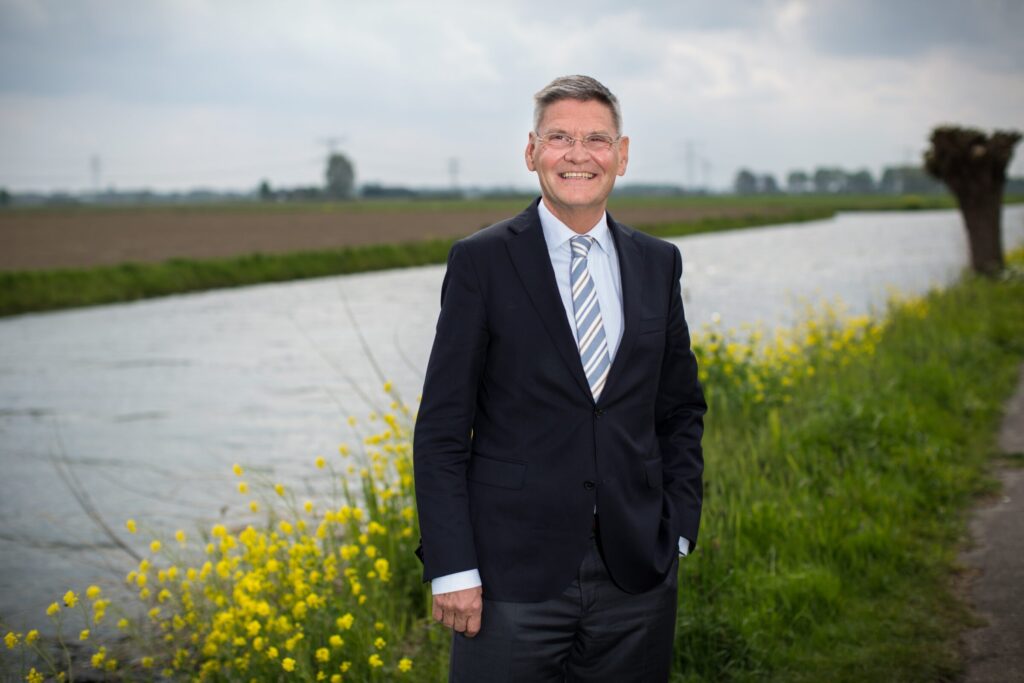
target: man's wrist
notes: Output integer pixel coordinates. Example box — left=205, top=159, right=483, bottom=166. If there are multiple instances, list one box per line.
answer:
left=431, top=569, right=482, bottom=595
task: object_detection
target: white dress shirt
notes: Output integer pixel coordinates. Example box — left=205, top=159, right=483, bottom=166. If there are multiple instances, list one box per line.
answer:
left=430, top=201, right=689, bottom=596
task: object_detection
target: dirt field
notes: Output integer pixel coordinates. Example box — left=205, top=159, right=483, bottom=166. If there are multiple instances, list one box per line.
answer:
left=0, top=202, right=792, bottom=272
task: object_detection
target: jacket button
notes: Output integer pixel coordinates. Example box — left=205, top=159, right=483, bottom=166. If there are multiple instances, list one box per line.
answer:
left=583, top=480, right=596, bottom=490
left=594, top=408, right=604, bottom=418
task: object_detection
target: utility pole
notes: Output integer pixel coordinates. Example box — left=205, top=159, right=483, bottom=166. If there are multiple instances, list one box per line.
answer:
left=319, top=136, right=346, bottom=156
left=90, top=154, right=101, bottom=197
left=448, top=157, right=460, bottom=192
left=685, top=140, right=695, bottom=192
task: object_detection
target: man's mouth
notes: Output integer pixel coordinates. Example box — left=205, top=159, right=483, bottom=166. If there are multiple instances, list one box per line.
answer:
left=560, top=172, right=595, bottom=180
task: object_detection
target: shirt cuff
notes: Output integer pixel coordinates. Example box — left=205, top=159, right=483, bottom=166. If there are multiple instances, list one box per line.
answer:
left=431, top=569, right=482, bottom=595
left=678, top=536, right=690, bottom=557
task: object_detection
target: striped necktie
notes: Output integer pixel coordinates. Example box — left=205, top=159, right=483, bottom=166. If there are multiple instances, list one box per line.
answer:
left=570, top=235, right=611, bottom=401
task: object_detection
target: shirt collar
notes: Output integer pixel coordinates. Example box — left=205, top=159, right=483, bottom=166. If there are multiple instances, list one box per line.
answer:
left=537, top=198, right=612, bottom=256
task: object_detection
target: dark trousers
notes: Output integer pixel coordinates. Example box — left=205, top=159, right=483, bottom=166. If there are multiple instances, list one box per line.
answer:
left=449, top=535, right=679, bottom=682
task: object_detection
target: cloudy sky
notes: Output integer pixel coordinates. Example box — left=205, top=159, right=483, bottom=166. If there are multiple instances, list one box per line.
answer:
left=1, top=0, right=1022, bottom=193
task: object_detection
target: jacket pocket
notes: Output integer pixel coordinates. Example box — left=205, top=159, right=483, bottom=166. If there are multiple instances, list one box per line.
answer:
left=644, top=458, right=663, bottom=489
left=468, top=455, right=527, bottom=490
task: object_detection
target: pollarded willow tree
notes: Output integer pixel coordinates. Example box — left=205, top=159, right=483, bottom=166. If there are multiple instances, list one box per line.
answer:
left=924, top=126, right=1021, bottom=276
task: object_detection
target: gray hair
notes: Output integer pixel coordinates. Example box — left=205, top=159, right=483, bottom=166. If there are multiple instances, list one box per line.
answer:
left=533, top=75, right=623, bottom=135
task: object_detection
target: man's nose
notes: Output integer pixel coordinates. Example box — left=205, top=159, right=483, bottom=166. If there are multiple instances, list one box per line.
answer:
left=563, top=140, right=592, bottom=162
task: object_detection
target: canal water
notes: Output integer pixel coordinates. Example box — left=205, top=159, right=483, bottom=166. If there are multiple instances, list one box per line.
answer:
left=1, top=206, right=1022, bottom=633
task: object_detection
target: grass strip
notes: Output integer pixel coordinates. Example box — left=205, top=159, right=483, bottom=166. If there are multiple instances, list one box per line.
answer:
left=676, top=251, right=1024, bottom=681
left=4, top=194, right=1021, bottom=317
left=0, top=208, right=832, bottom=317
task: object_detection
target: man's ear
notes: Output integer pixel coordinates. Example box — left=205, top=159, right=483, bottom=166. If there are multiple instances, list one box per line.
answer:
left=525, top=133, right=537, bottom=172
left=617, top=136, right=630, bottom=177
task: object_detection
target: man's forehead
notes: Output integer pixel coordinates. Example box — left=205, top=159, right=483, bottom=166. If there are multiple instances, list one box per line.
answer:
left=538, top=99, right=617, bottom=130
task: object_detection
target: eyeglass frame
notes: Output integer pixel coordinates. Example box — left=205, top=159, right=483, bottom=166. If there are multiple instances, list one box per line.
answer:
left=532, top=131, right=624, bottom=153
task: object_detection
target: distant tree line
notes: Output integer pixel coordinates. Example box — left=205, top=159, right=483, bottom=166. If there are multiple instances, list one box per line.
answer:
left=731, top=165, right=971, bottom=195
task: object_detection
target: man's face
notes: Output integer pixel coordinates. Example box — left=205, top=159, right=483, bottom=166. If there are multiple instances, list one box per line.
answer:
left=525, top=98, right=629, bottom=218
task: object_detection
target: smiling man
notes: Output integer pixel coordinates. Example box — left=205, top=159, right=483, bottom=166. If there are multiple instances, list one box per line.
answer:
left=413, top=75, right=707, bottom=682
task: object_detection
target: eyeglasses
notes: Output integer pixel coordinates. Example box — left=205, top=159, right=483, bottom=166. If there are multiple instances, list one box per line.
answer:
left=534, top=132, right=622, bottom=152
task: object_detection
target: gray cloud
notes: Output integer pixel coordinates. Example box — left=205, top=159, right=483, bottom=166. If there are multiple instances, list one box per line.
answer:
left=800, top=0, right=1024, bottom=70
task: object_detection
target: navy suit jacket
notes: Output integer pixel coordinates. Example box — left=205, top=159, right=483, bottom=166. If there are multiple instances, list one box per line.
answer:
left=413, top=199, right=706, bottom=602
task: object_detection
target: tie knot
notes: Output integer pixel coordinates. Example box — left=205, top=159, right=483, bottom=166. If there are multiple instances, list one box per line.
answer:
left=571, top=235, right=595, bottom=258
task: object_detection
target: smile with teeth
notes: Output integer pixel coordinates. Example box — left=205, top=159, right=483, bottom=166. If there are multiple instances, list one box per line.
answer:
left=560, top=172, right=595, bottom=179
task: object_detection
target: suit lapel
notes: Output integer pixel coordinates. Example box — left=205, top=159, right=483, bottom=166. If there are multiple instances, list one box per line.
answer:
left=505, top=201, right=593, bottom=400
left=602, top=213, right=645, bottom=404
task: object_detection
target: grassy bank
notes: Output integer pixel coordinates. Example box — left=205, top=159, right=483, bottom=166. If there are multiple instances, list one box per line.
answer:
left=6, top=193, right=1019, bottom=318
left=4, top=251, right=1022, bottom=681
left=679, top=249, right=1024, bottom=681
left=0, top=208, right=833, bottom=317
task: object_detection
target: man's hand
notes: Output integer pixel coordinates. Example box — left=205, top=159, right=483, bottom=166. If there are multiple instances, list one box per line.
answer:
left=432, top=586, right=483, bottom=638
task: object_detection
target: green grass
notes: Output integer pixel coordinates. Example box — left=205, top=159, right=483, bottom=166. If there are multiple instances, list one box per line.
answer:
left=7, top=194, right=1020, bottom=317
left=0, top=205, right=830, bottom=317
left=674, top=252, right=1024, bottom=681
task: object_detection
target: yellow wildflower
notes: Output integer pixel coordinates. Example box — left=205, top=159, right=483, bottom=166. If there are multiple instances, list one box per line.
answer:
left=305, top=500, right=314, bottom=514
left=275, top=483, right=285, bottom=497
left=282, top=658, right=296, bottom=672
left=79, top=629, right=90, bottom=641
left=374, top=637, right=386, bottom=649
left=331, top=676, right=342, bottom=683
left=4, top=632, right=17, bottom=649
left=117, top=618, right=129, bottom=630
left=86, top=585, right=101, bottom=599
left=125, top=519, right=137, bottom=534
left=175, top=529, right=187, bottom=545
left=315, top=456, right=326, bottom=469
left=150, top=540, right=162, bottom=553
left=63, top=590, right=79, bottom=608
left=25, top=630, right=39, bottom=644
left=232, top=463, right=244, bottom=476
left=267, top=646, right=279, bottom=660
left=368, top=654, right=383, bottom=668
left=26, top=668, right=43, bottom=683
left=316, top=647, right=330, bottom=663
left=238, top=482, right=249, bottom=494
left=46, top=602, right=60, bottom=616
left=91, top=647, right=106, bottom=667
left=336, top=613, right=354, bottom=630
left=329, top=634, right=344, bottom=648
left=141, top=656, right=154, bottom=668
left=250, top=500, right=260, bottom=513
left=398, top=657, right=413, bottom=673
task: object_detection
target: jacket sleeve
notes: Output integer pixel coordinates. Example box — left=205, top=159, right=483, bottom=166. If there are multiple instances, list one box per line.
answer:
left=655, top=245, right=707, bottom=549
left=413, top=240, right=489, bottom=582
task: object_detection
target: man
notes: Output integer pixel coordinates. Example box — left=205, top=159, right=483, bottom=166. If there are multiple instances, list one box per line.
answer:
left=413, top=75, right=706, bottom=681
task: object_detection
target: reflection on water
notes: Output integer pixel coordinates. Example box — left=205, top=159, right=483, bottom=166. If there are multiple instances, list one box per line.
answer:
left=1, top=206, right=1021, bottom=631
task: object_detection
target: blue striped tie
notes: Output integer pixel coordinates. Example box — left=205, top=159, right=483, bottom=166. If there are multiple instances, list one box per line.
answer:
left=570, top=236, right=611, bottom=401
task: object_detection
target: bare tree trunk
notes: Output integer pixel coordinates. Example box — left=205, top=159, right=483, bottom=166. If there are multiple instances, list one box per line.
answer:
left=925, top=126, right=1021, bottom=277
left=957, top=189, right=1005, bottom=276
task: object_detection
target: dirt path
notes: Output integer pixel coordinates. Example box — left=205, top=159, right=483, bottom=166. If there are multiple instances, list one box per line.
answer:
left=960, top=363, right=1024, bottom=683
